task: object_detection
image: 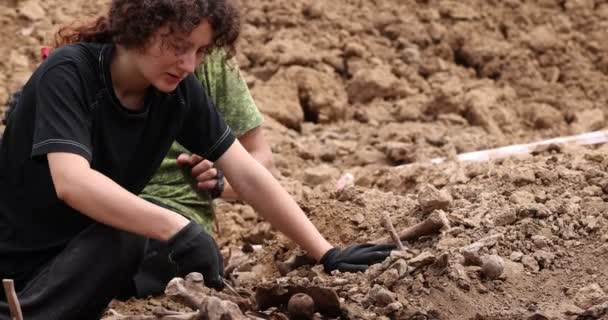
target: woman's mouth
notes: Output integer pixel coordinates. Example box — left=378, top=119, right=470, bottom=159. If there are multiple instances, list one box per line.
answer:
left=165, top=73, right=182, bottom=83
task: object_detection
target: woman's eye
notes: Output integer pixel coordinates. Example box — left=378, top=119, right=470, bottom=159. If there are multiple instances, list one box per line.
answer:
left=175, top=47, right=189, bottom=55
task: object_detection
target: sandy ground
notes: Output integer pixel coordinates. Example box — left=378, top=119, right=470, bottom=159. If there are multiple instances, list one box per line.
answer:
left=2, top=0, right=608, bottom=319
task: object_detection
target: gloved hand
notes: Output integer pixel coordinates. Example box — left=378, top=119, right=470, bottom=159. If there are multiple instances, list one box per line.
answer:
left=167, top=221, right=225, bottom=289
left=320, top=243, right=395, bottom=273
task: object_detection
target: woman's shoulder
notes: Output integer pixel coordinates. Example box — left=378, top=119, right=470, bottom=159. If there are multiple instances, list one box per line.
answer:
left=41, top=42, right=105, bottom=74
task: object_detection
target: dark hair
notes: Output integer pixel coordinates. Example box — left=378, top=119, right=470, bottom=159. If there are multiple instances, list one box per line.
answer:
left=54, top=0, right=240, bottom=57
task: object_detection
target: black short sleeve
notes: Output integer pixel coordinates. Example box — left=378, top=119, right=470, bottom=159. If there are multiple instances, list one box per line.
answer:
left=31, top=63, right=93, bottom=161
left=176, top=76, right=235, bottom=161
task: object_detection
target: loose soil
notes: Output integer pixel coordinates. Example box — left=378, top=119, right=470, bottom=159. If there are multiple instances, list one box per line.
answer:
left=2, top=0, right=608, bottom=319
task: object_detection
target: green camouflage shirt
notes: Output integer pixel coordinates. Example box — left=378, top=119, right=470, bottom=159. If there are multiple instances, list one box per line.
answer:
left=139, top=50, right=263, bottom=231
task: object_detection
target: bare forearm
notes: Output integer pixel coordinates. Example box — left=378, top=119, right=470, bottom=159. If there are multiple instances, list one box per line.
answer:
left=60, top=168, right=188, bottom=240
left=221, top=150, right=275, bottom=200
left=218, top=148, right=331, bottom=260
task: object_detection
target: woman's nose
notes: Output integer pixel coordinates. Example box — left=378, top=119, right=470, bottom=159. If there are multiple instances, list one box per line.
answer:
left=178, top=51, right=197, bottom=74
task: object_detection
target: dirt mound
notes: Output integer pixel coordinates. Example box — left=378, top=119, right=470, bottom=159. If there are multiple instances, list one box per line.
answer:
left=2, top=0, right=608, bottom=319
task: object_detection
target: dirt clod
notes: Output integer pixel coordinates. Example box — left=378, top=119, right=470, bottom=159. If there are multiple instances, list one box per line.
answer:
left=418, top=184, right=452, bottom=212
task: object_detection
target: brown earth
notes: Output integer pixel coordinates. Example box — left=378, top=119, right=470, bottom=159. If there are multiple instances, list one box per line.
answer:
left=2, top=0, right=608, bottom=319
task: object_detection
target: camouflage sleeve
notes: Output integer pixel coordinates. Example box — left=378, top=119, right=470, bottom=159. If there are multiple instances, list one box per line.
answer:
left=195, top=49, right=263, bottom=137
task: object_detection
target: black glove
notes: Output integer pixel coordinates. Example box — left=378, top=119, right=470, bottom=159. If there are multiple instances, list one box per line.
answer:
left=320, top=243, right=395, bottom=273
left=168, top=221, right=225, bottom=289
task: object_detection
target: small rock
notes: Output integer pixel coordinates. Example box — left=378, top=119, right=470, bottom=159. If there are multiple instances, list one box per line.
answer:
left=502, top=260, right=524, bottom=279
left=302, top=1, right=323, bottom=19
left=521, top=255, right=540, bottom=272
left=561, top=225, right=578, bottom=240
left=242, top=222, right=274, bottom=245
left=387, top=259, right=409, bottom=278
left=350, top=213, right=365, bottom=225
left=464, top=87, right=503, bottom=135
left=365, top=284, right=396, bottom=307
left=481, top=255, right=505, bottom=280
left=527, top=26, right=561, bottom=52
left=401, top=47, right=421, bottom=64
left=438, top=1, right=479, bottom=19
left=303, top=164, right=339, bottom=186
left=383, top=142, right=416, bottom=164
left=509, top=191, right=535, bottom=205
left=452, top=263, right=471, bottom=290
left=251, top=72, right=303, bottom=130
left=581, top=216, right=599, bottom=232
left=477, top=283, right=489, bottom=294
left=518, top=204, right=552, bottom=218
left=510, top=168, right=536, bottom=185
left=382, top=302, right=403, bottom=315
left=0, top=88, right=8, bottom=105
left=525, top=103, right=564, bottom=129
left=377, top=268, right=400, bottom=288
left=594, top=243, right=608, bottom=255
left=533, top=250, right=555, bottom=269
left=9, top=50, right=29, bottom=69
left=352, top=147, right=387, bottom=166
left=571, top=109, right=605, bottom=134
left=408, top=252, right=436, bottom=268
left=574, top=283, right=607, bottom=309
left=148, top=298, right=161, bottom=306
left=559, top=303, right=584, bottom=316
left=494, top=209, right=518, bottom=226
left=463, top=248, right=483, bottom=266
left=418, top=184, right=452, bottom=212
left=565, top=0, right=595, bottom=11
left=17, top=0, right=46, bottom=21
left=288, top=293, right=316, bottom=320
left=510, top=251, right=524, bottom=262
left=531, top=235, right=549, bottom=249
left=346, top=66, right=414, bottom=103
left=344, top=42, right=367, bottom=57
left=582, top=186, right=602, bottom=197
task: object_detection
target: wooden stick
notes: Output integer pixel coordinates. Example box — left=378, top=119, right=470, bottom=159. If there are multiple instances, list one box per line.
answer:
left=380, top=212, right=405, bottom=250
left=373, top=210, right=450, bottom=245
left=2, top=279, right=23, bottom=320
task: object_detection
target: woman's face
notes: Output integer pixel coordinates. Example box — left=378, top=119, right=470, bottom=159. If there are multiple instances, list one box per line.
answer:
left=135, top=19, right=214, bottom=93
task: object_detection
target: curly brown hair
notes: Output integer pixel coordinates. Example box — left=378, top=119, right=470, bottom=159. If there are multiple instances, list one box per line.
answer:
left=54, top=0, right=240, bottom=57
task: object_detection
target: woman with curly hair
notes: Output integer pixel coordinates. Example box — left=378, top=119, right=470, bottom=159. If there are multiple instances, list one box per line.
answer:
left=0, top=1, right=393, bottom=318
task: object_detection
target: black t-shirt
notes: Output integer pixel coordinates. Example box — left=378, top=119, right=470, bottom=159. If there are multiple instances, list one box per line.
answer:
left=0, top=43, right=235, bottom=272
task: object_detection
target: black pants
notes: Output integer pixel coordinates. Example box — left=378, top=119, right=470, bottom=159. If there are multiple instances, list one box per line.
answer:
left=131, top=240, right=178, bottom=298
left=0, top=223, right=146, bottom=320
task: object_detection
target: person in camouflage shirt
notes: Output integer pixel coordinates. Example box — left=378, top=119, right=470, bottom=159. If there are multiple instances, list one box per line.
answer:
left=139, top=49, right=272, bottom=232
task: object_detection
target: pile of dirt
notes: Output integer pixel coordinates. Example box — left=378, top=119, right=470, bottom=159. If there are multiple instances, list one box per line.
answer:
left=2, top=0, right=608, bottom=319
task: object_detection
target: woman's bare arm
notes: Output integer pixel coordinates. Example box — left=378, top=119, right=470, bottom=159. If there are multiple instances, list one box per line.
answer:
left=220, top=126, right=274, bottom=200
left=48, top=152, right=189, bottom=240
left=213, top=140, right=332, bottom=260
